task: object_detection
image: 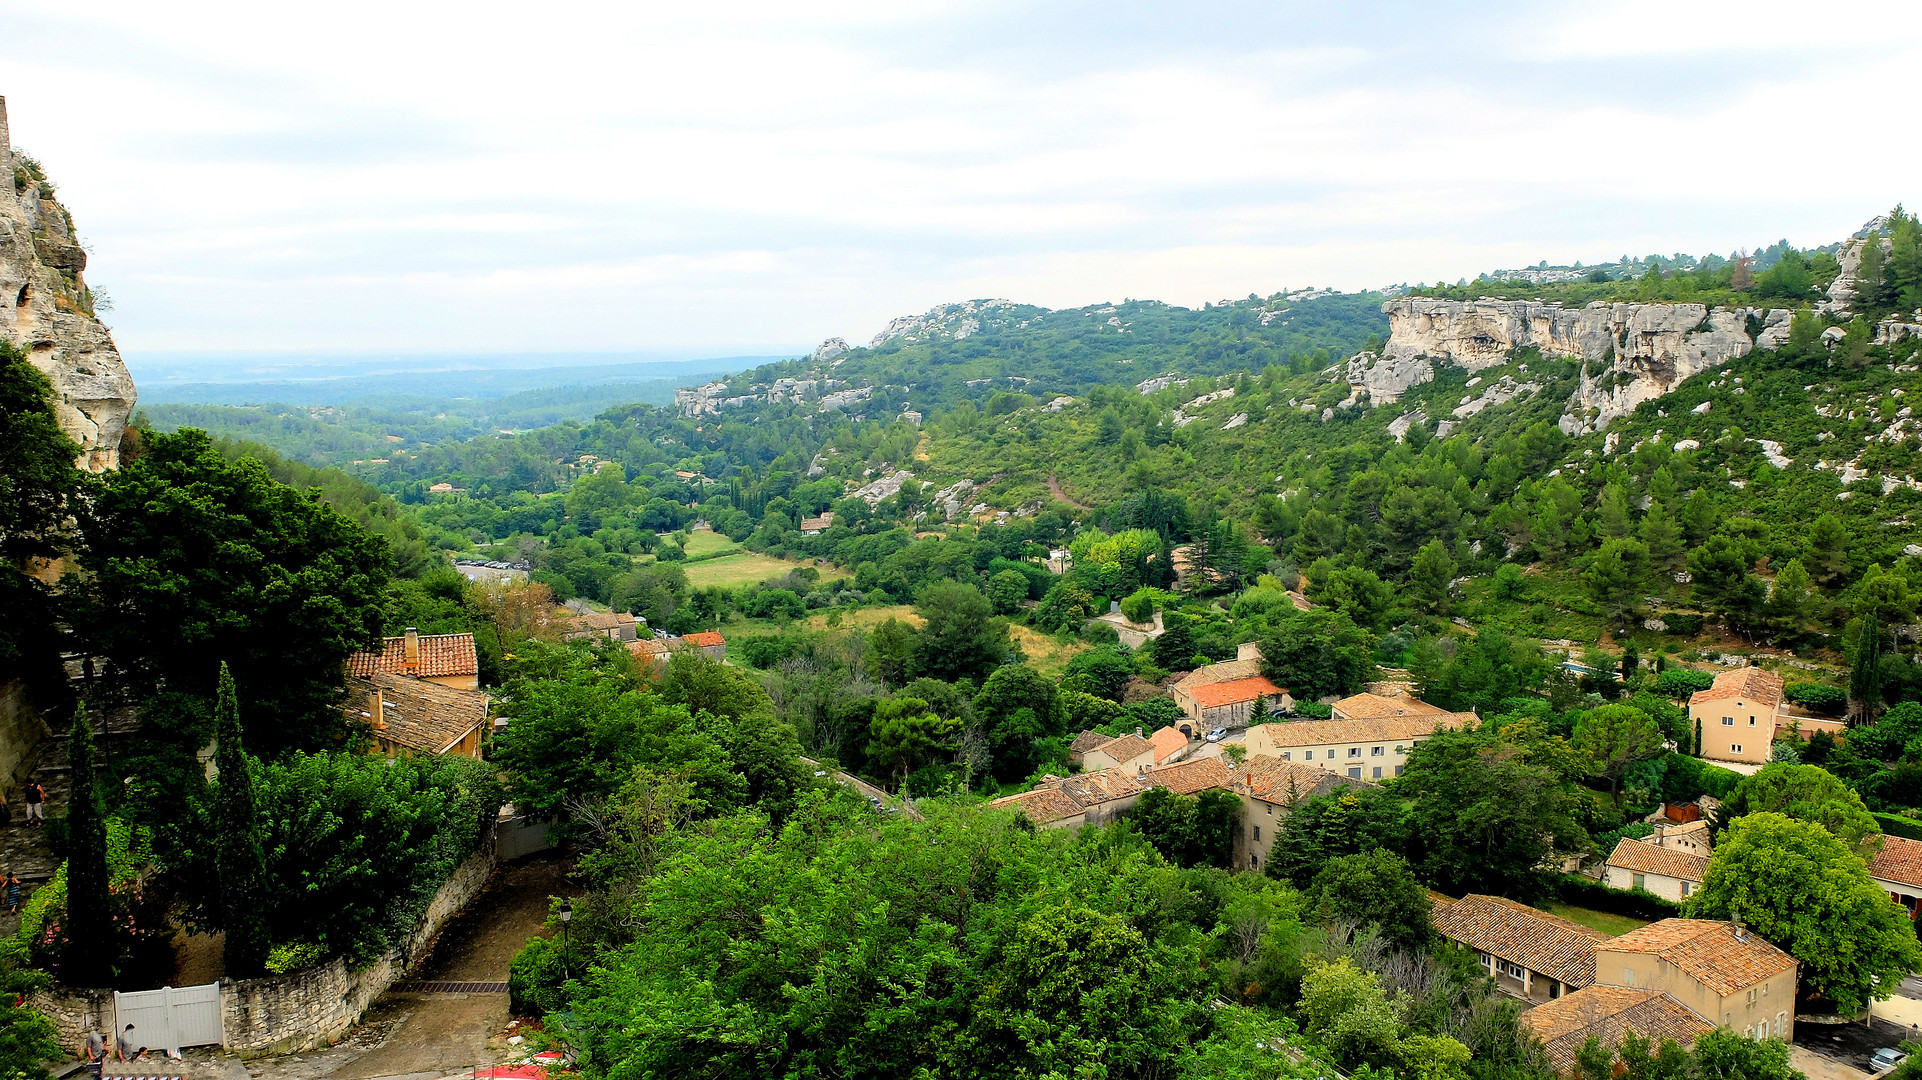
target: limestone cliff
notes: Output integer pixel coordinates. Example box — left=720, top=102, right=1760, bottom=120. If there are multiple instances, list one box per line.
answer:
left=0, top=97, right=135, bottom=472
left=1349, top=297, right=1792, bottom=435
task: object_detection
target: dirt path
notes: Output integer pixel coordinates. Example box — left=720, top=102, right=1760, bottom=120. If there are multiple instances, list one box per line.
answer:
left=1047, top=472, right=1091, bottom=511
left=245, top=855, right=577, bottom=1080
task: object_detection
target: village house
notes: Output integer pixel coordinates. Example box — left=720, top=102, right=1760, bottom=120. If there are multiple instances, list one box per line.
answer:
left=1169, top=645, right=1295, bottom=728
left=1602, top=837, right=1709, bottom=903
left=1081, top=733, right=1155, bottom=773
left=1229, top=756, right=1371, bottom=872
left=1433, top=894, right=1606, bottom=1004
left=1238, top=706, right=1472, bottom=781
left=1593, top=920, right=1796, bottom=1041
left=347, top=629, right=481, bottom=691
left=626, top=631, right=729, bottom=672
left=345, top=671, right=488, bottom=759
left=561, top=610, right=640, bottom=643
left=1869, top=834, right=1922, bottom=918
left=800, top=511, right=835, bottom=534
left=1520, top=987, right=1713, bottom=1076
left=1687, top=666, right=1844, bottom=766
left=988, top=752, right=1333, bottom=850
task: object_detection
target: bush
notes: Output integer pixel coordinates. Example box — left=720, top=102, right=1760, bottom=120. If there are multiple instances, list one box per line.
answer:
left=508, top=934, right=570, bottom=1015
left=265, top=941, right=327, bottom=975
left=1786, top=681, right=1849, bottom=713
left=1294, top=701, right=1333, bottom=720
left=1553, top=874, right=1681, bottom=922
left=1663, top=613, right=1705, bottom=636
left=1875, top=813, right=1922, bottom=841
left=1119, top=589, right=1157, bottom=624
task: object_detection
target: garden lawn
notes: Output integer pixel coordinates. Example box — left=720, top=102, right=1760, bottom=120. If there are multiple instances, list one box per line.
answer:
left=679, top=529, right=741, bottom=559
left=1535, top=901, right=1650, bottom=937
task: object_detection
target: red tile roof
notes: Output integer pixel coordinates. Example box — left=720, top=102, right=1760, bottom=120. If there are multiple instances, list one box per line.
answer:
left=987, top=786, right=1086, bottom=824
left=1236, top=756, right=1370, bottom=804
left=1521, top=986, right=1713, bottom=1075
left=684, top=631, right=727, bottom=648
left=346, top=672, right=489, bottom=755
left=1687, top=666, right=1785, bottom=709
left=1600, top=920, right=1796, bottom=998
left=1331, top=692, right=1449, bottom=719
left=1605, top=838, right=1710, bottom=883
left=1432, top=894, right=1607, bottom=988
left=1189, top=675, right=1286, bottom=710
left=1143, top=757, right=1233, bottom=795
left=1086, top=733, right=1154, bottom=766
left=1869, top=834, right=1922, bottom=890
left=347, top=633, right=479, bottom=679
left=1173, top=659, right=1264, bottom=690
left=1150, top=725, right=1188, bottom=763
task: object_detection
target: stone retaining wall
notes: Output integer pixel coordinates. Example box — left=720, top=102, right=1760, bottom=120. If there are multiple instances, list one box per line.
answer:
left=36, top=823, right=497, bottom=1055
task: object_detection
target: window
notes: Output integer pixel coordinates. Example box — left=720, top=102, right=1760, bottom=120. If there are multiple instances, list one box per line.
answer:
left=1348, top=747, right=1362, bottom=758
left=1253, top=826, right=1261, bottom=841
left=1303, top=750, right=1313, bottom=760
left=1749, top=715, right=1757, bottom=726
left=1373, top=767, right=1382, bottom=779
left=1777, top=1011, right=1786, bottom=1032
left=1680, top=881, right=1691, bottom=898
left=1744, top=1026, right=1753, bottom=1039
left=1266, top=804, right=1273, bottom=815
left=1746, top=989, right=1755, bottom=1004
left=1497, top=960, right=1527, bottom=980
left=1757, top=1019, right=1768, bottom=1039
left=1731, top=744, right=1743, bottom=754
left=1281, top=752, right=1292, bottom=760
left=1632, top=873, right=1646, bottom=891
left=1722, top=716, right=1735, bottom=726
left=1371, top=745, right=1384, bottom=756
left=1395, top=766, right=1405, bottom=776
left=1251, top=853, right=1260, bottom=869
left=1348, top=767, right=1362, bottom=779
left=1395, top=744, right=1407, bottom=754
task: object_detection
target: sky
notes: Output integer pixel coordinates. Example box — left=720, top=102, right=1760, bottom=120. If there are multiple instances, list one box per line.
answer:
left=3, top=0, right=1918, bottom=364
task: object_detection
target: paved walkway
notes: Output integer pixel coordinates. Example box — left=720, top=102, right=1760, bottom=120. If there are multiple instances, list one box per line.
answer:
left=241, top=854, right=576, bottom=1080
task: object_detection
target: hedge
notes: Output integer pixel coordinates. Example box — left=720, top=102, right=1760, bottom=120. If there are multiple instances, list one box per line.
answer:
left=1875, top=813, right=1922, bottom=841
left=1553, top=874, right=1683, bottom=922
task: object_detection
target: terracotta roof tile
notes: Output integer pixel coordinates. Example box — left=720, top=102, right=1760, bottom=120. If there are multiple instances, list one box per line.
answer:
left=1086, top=734, right=1154, bottom=766
left=1331, top=692, right=1449, bottom=719
left=1869, top=834, right=1922, bottom=890
left=1173, top=659, right=1265, bottom=690
left=1235, top=756, right=1370, bottom=804
left=1150, top=726, right=1188, bottom=763
left=988, top=787, right=1085, bottom=824
left=683, top=631, right=727, bottom=648
left=1190, top=675, right=1286, bottom=709
left=1602, top=920, right=1796, bottom=998
left=1052, top=769, right=1147, bottom=805
left=347, top=633, right=479, bottom=680
left=1143, top=757, right=1234, bottom=795
left=1069, top=731, right=1116, bottom=754
left=345, top=672, right=489, bottom=755
left=1606, top=838, right=1710, bottom=883
left=1254, top=712, right=1471, bottom=748
left=1521, top=987, right=1713, bottom=1074
left=1432, top=894, right=1608, bottom=988
left=1687, top=667, right=1785, bottom=709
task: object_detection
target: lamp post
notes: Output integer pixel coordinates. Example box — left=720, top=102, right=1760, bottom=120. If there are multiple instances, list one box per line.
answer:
left=558, top=899, right=572, bottom=980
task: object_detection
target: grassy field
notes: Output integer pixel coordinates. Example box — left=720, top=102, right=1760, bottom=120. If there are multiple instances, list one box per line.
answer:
left=1536, top=901, right=1650, bottom=937
left=679, top=529, right=741, bottom=559
left=1012, top=624, right=1090, bottom=678
left=802, top=605, right=924, bottom=632
left=682, top=552, right=851, bottom=590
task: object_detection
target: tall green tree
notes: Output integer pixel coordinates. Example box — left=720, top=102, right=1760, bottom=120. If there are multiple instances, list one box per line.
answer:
left=1398, top=728, right=1589, bottom=900
left=212, top=664, right=271, bottom=978
left=0, top=341, right=86, bottom=676
left=1307, top=849, right=1433, bottom=951
left=910, top=581, right=1007, bottom=684
left=69, top=429, right=392, bottom=755
left=1257, top=609, right=1375, bottom=700
left=1408, top=540, right=1454, bottom=615
left=1585, top=539, right=1650, bottom=627
left=1688, top=812, right=1922, bottom=1014
left=63, top=706, right=113, bottom=985
left=1572, top=704, right=1664, bottom=807
left=1717, top=763, right=1881, bottom=848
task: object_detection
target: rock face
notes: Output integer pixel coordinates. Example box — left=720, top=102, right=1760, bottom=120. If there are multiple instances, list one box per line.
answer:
left=0, top=98, right=134, bottom=472
left=1370, top=298, right=1776, bottom=434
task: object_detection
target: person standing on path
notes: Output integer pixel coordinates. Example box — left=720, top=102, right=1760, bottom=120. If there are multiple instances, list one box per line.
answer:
left=4, top=873, right=21, bottom=915
left=79, top=1030, right=105, bottom=1078
left=22, top=782, right=43, bottom=827
left=114, top=1023, right=146, bottom=1062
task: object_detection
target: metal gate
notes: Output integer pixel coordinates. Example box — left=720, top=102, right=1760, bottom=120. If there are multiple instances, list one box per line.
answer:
left=112, top=983, right=223, bottom=1054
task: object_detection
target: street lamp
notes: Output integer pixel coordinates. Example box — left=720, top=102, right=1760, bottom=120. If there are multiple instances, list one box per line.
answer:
left=558, top=899, right=572, bottom=980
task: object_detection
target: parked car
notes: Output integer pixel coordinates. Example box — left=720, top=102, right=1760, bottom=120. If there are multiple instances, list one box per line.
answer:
left=1871, top=1048, right=1907, bottom=1072
left=1206, top=727, right=1228, bottom=743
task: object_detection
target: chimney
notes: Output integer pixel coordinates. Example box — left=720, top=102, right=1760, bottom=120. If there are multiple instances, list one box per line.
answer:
left=367, top=685, right=385, bottom=729
left=1731, top=914, right=1747, bottom=942
left=1135, top=726, right=1144, bottom=738
left=403, top=627, right=421, bottom=673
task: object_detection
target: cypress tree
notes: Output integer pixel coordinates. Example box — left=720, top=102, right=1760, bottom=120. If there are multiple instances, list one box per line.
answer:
left=213, top=663, right=270, bottom=977
left=1851, top=616, right=1887, bottom=720
left=63, top=706, right=112, bottom=985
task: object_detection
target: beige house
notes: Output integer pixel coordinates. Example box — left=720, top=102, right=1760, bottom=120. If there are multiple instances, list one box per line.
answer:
left=562, top=610, right=640, bottom=643
left=347, top=629, right=481, bottom=691
left=1082, top=733, right=1156, bottom=773
left=1240, top=708, right=1472, bottom=781
left=1169, top=652, right=1266, bottom=724
left=1230, top=757, right=1371, bottom=872
left=345, top=671, right=488, bottom=759
left=1521, top=987, right=1714, bottom=1076
left=1602, top=837, right=1709, bottom=903
left=1595, top=920, right=1796, bottom=1041
left=1686, top=666, right=1845, bottom=765
left=1434, top=894, right=1606, bottom=1004
left=627, top=631, right=729, bottom=672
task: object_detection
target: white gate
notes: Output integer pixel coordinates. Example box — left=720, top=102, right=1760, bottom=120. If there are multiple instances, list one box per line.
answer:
left=112, top=983, right=223, bottom=1054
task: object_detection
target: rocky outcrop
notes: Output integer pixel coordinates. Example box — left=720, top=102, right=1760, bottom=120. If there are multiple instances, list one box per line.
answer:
left=869, top=298, right=1022, bottom=347
left=0, top=97, right=135, bottom=472
left=1372, top=298, right=1780, bottom=434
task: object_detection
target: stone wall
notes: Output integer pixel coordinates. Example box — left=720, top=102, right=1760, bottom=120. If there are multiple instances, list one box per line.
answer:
left=34, top=824, right=498, bottom=1056
left=0, top=678, right=51, bottom=796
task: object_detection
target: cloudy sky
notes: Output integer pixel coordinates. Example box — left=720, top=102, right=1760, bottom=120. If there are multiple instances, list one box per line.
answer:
left=4, top=0, right=1917, bottom=363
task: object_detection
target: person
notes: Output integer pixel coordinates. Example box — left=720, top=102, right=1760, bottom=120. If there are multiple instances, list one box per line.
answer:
left=5, top=873, right=21, bottom=915
left=21, top=782, right=43, bottom=828
left=0, top=787, right=10, bottom=826
left=114, top=1023, right=146, bottom=1062
left=79, top=1030, right=105, bottom=1078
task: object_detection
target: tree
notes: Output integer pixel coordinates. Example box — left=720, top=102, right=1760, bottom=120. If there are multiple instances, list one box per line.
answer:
left=1398, top=728, right=1589, bottom=900
left=911, top=581, right=1007, bottom=684
left=1150, top=613, right=1197, bottom=670
left=0, top=341, right=86, bottom=676
left=1298, top=958, right=1470, bottom=1080
left=1763, top=558, right=1812, bottom=639
left=865, top=617, right=917, bottom=687
left=986, top=569, right=1028, bottom=615
left=1584, top=539, right=1650, bottom=627
left=1307, top=850, right=1433, bottom=950
left=1265, top=786, right=1407, bottom=887
left=211, top=663, right=270, bottom=977
left=1640, top=502, right=1684, bottom=569
left=1063, top=646, right=1137, bottom=703
left=1717, top=763, right=1880, bottom=848
left=866, top=697, right=958, bottom=791
left=1572, top=704, right=1665, bottom=806
left=1688, top=813, right=1922, bottom=1014
left=63, top=706, right=113, bottom=985
left=1257, top=610, right=1375, bottom=700
left=70, top=430, right=392, bottom=755
left=1408, top=540, right=1454, bottom=615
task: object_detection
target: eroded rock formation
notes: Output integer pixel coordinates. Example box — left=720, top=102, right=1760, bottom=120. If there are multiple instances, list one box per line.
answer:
left=0, top=97, right=134, bottom=472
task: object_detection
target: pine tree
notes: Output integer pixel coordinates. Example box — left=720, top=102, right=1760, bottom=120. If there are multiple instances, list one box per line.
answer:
left=1597, top=483, right=1632, bottom=539
left=1640, top=502, right=1685, bottom=569
left=1248, top=695, right=1269, bottom=726
left=1851, top=616, right=1886, bottom=719
left=213, top=662, right=271, bottom=977
left=63, top=707, right=112, bottom=985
